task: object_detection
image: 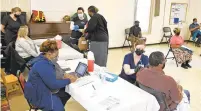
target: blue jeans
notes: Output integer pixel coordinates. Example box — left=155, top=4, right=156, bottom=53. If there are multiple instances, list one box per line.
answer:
left=184, top=90, right=190, bottom=103
left=192, top=30, right=201, bottom=41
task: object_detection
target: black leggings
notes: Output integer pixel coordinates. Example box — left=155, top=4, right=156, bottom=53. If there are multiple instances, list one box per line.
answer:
left=56, top=87, right=71, bottom=106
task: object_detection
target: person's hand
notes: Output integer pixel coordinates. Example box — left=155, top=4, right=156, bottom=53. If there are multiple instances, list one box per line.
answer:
left=178, top=84, right=183, bottom=101
left=63, top=74, right=78, bottom=83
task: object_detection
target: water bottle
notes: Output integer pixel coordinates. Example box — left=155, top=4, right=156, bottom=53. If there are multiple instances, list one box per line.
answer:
left=55, top=35, right=62, bottom=49
left=88, top=51, right=95, bottom=72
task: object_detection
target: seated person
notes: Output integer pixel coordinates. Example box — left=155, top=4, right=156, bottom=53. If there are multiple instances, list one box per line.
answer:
left=137, top=51, right=190, bottom=111
left=129, top=21, right=146, bottom=50
left=189, top=18, right=201, bottom=46
left=15, top=25, right=39, bottom=62
left=28, top=52, right=72, bottom=106
left=119, top=39, right=148, bottom=84
left=70, top=7, right=88, bottom=45
left=170, top=28, right=193, bottom=69
left=24, top=40, right=77, bottom=111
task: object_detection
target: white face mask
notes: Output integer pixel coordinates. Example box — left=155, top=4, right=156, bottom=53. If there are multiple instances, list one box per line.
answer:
left=78, top=13, right=84, bottom=19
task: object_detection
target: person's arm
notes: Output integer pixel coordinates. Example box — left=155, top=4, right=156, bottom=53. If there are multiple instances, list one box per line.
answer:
left=123, top=54, right=135, bottom=75
left=18, top=39, right=39, bottom=57
left=70, top=21, right=75, bottom=30
left=189, top=24, right=200, bottom=32
left=168, top=77, right=182, bottom=106
left=35, top=62, right=71, bottom=90
left=1, top=16, right=9, bottom=33
left=85, top=16, right=98, bottom=33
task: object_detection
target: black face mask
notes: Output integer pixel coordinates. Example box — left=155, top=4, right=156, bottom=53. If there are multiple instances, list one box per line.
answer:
left=162, top=63, right=166, bottom=69
left=14, top=14, right=20, bottom=18
left=135, top=49, right=144, bottom=56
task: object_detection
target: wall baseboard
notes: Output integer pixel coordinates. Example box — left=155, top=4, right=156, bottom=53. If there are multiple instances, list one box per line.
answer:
left=109, top=40, right=194, bottom=49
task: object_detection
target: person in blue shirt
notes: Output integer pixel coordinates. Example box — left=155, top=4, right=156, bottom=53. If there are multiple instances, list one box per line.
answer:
left=119, top=39, right=148, bottom=84
left=24, top=40, right=77, bottom=111
left=189, top=18, right=201, bottom=47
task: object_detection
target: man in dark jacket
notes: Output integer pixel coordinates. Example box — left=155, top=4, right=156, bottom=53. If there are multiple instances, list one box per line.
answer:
left=85, top=6, right=109, bottom=67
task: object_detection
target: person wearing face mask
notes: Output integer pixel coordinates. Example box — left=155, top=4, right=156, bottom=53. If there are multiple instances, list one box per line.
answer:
left=137, top=51, right=190, bottom=111
left=189, top=18, right=201, bottom=47
left=119, top=39, right=148, bottom=84
left=24, top=40, right=77, bottom=111
left=70, top=7, right=88, bottom=45
left=1, top=7, right=23, bottom=45
left=84, top=6, right=109, bottom=67
left=129, top=21, right=146, bottom=50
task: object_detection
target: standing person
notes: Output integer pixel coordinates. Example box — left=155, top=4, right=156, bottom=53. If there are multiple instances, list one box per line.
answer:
left=1, top=7, right=23, bottom=45
left=85, top=6, right=109, bottom=67
left=15, top=25, right=39, bottom=62
left=70, top=7, right=88, bottom=45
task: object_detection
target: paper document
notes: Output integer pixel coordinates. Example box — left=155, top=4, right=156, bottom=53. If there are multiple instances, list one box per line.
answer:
left=98, top=96, right=120, bottom=111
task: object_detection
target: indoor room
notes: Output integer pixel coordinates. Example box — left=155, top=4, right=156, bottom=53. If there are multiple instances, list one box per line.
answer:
left=0, top=0, right=201, bottom=111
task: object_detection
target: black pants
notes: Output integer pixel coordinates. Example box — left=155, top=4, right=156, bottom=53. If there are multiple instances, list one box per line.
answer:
left=56, top=87, right=71, bottom=106
left=196, top=36, right=201, bottom=44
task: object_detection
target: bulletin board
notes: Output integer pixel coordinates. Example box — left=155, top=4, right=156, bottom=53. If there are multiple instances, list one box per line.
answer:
left=169, top=3, right=188, bottom=25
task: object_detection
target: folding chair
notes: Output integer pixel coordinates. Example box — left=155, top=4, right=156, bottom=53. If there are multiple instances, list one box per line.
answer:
left=16, top=67, right=39, bottom=111
left=0, top=68, right=23, bottom=98
left=122, top=28, right=131, bottom=50
left=160, top=27, right=172, bottom=45
left=137, top=81, right=170, bottom=111
left=165, top=47, right=178, bottom=67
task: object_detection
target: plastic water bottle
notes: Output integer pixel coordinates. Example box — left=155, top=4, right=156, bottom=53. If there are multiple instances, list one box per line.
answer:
left=55, top=35, right=62, bottom=49
left=88, top=51, right=95, bottom=72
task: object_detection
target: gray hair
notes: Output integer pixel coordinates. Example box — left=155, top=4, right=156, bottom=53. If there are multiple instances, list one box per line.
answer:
left=149, top=51, right=165, bottom=67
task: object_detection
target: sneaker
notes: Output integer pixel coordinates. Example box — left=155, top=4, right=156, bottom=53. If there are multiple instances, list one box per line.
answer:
left=181, top=63, right=188, bottom=69
left=186, top=63, right=192, bottom=68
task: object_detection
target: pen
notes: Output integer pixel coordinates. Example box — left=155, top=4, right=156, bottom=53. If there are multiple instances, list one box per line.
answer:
left=92, top=85, right=96, bottom=90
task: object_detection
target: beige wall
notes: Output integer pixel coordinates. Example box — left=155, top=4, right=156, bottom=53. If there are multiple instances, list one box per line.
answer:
left=1, top=0, right=201, bottom=47
left=0, top=0, right=31, bottom=22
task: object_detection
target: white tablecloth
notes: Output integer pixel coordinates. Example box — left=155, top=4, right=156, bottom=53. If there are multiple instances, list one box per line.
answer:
left=58, top=59, right=160, bottom=111
left=33, top=39, right=83, bottom=60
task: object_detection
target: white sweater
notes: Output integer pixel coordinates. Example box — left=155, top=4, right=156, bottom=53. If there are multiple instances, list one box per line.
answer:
left=15, top=37, right=39, bottom=58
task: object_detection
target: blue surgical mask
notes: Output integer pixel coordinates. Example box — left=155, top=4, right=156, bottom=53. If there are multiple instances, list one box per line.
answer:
left=194, top=22, right=197, bottom=24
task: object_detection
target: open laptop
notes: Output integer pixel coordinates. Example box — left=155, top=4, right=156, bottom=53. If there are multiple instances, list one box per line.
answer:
left=69, top=62, right=88, bottom=78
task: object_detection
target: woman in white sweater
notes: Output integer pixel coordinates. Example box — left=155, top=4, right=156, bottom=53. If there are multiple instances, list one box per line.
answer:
left=15, top=25, right=39, bottom=62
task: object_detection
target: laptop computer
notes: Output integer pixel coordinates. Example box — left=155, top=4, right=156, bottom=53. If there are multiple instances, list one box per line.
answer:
left=69, top=62, right=88, bottom=78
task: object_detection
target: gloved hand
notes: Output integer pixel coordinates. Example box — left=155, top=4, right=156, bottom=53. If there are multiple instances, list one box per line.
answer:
left=74, top=25, right=79, bottom=31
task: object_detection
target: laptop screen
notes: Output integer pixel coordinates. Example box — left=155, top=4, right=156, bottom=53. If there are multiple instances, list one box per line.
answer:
left=75, top=62, right=87, bottom=76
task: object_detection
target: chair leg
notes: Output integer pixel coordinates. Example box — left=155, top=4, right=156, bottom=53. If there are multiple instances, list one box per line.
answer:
left=160, top=36, right=164, bottom=44
left=165, top=49, right=170, bottom=59
left=122, top=39, right=126, bottom=47
left=172, top=50, right=179, bottom=67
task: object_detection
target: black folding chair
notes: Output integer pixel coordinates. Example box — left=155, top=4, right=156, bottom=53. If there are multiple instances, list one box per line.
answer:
left=160, top=27, right=173, bottom=45
left=165, top=47, right=178, bottom=67
left=137, top=81, right=170, bottom=111
left=122, top=28, right=131, bottom=50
